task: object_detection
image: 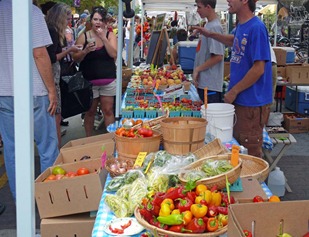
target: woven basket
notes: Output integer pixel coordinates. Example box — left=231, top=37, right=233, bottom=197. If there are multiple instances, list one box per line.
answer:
left=115, top=130, right=161, bottom=161
left=239, top=154, right=269, bottom=182
left=193, top=138, right=229, bottom=159
left=134, top=207, right=227, bottom=237
left=160, top=117, right=207, bottom=155
left=178, top=154, right=242, bottom=190
left=104, top=157, right=135, bottom=177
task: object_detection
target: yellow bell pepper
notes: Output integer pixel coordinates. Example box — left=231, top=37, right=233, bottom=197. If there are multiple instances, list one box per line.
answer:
left=161, top=198, right=175, bottom=210
left=171, top=209, right=180, bottom=215
left=190, top=203, right=208, bottom=218
left=195, top=190, right=212, bottom=205
left=209, top=191, right=222, bottom=207
left=159, top=203, right=171, bottom=217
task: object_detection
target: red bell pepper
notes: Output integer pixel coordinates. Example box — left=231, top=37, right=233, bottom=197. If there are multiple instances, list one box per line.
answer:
left=163, top=186, right=186, bottom=200
left=186, top=191, right=197, bottom=203
left=139, top=208, right=154, bottom=223
left=185, top=217, right=206, bottom=233
left=146, top=201, right=160, bottom=216
left=243, top=229, right=252, bottom=237
left=222, top=193, right=236, bottom=206
left=168, top=224, right=192, bottom=233
left=217, top=206, right=228, bottom=215
left=207, top=205, right=218, bottom=217
left=177, top=197, right=193, bottom=212
left=109, top=225, right=124, bottom=234
left=149, top=217, right=169, bottom=230
left=207, top=217, right=219, bottom=232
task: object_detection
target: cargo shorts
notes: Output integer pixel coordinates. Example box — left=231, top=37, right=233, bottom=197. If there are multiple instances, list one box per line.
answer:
left=233, top=104, right=271, bottom=158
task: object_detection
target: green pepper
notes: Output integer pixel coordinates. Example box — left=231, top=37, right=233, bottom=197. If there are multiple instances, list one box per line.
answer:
left=157, top=214, right=184, bottom=225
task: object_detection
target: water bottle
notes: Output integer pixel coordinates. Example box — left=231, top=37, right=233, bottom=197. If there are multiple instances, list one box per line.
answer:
left=267, top=167, right=286, bottom=197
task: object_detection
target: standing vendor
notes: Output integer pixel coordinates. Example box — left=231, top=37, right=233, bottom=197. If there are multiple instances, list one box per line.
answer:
left=193, top=0, right=272, bottom=157
left=192, top=0, right=225, bottom=103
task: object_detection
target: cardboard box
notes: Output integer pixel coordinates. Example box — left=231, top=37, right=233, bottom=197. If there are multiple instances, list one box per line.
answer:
left=286, top=64, right=309, bottom=84
left=273, top=47, right=295, bottom=66
left=231, top=177, right=268, bottom=203
left=228, top=201, right=309, bottom=236
left=277, top=66, right=286, bottom=78
left=55, top=139, right=115, bottom=165
left=283, top=112, right=309, bottom=133
left=35, top=159, right=105, bottom=218
left=224, top=62, right=230, bottom=77
left=61, top=133, right=114, bottom=150
left=41, top=213, right=95, bottom=237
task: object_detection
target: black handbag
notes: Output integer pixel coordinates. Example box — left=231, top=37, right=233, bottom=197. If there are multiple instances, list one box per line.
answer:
left=60, top=72, right=93, bottom=119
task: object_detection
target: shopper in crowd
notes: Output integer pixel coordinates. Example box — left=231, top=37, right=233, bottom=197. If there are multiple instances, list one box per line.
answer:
left=76, top=13, right=89, bottom=37
left=193, top=0, right=225, bottom=103
left=170, top=28, right=188, bottom=65
left=193, top=0, right=272, bottom=157
left=0, top=1, right=59, bottom=200
left=45, top=3, right=80, bottom=148
left=72, top=6, right=117, bottom=137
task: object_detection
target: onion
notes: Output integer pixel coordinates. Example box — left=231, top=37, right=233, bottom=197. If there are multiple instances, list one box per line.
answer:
left=121, top=161, right=128, bottom=168
left=119, top=167, right=126, bottom=173
left=109, top=164, right=118, bottom=173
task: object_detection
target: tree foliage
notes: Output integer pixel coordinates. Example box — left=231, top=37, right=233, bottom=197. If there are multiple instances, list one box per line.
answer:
left=36, top=0, right=118, bottom=14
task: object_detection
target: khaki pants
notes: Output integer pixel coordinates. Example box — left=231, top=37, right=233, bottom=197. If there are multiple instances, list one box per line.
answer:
left=233, top=104, right=271, bottom=158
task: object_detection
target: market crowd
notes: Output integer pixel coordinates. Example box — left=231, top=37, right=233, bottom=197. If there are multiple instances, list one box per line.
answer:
left=0, top=0, right=277, bottom=215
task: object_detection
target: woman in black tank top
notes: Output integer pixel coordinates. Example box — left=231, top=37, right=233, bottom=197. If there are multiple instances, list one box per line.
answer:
left=72, top=6, right=117, bottom=136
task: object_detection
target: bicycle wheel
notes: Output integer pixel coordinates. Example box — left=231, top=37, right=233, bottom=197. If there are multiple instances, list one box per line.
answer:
left=296, top=48, right=308, bottom=63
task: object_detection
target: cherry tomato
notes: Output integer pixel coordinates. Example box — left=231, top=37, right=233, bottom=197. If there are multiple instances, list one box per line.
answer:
left=76, top=167, right=90, bottom=176
left=253, top=195, right=264, bottom=203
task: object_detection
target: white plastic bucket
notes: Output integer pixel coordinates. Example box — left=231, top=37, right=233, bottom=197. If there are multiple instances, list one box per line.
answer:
left=201, top=103, right=235, bottom=142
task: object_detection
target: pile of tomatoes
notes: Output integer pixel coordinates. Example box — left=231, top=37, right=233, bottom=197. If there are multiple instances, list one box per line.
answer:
left=138, top=182, right=235, bottom=234
left=115, top=125, right=154, bottom=138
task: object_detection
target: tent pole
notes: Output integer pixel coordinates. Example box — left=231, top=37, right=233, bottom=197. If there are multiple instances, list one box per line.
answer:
left=116, top=0, right=124, bottom=120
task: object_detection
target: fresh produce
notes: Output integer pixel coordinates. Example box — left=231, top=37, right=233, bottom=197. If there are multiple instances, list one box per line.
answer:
left=137, top=181, right=233, bottom=234
left=253, top=195, right=264, bottom=202
left=243, top=229, right=252, bottom=237
left=269, top=195, right=281, bottom=202
left=76, top=167, right=90, bottom=176
left=115, top=126, right=155, bottom=138
left=106, top=170, right=142, bottom=192
left=52, top=166, right=66, bottom=175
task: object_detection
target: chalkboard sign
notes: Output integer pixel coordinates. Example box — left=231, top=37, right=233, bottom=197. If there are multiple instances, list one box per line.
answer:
left=146, top=30, right=168, bottom=67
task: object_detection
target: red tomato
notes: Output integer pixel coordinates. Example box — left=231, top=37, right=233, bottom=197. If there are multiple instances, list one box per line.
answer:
left=253, top=195, right=264, bottom=203
left=76, top=167, right=90, bottom=176
left=65, top=171, right=77, bottom=178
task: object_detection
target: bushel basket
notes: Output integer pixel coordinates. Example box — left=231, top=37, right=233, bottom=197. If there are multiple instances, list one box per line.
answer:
left=134, top=207, right=227, bottom=237
left=160, top=117, right=207, bottom=155
left=178, top=154, right=242, bottom=190
left=115, top=130, right=161, bottom=161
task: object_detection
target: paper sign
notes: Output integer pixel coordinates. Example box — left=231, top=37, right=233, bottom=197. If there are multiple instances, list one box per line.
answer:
left=134, top=152, right=147, bottom=167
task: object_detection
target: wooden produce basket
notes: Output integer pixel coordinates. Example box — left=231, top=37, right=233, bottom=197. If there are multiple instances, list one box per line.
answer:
left=178, top=154, right=242, bottom=190
left=115, top=130, right=161, bottom=161
left=134, top=207, right=227, bottom=237
left=193, top=138, right=229, bottom=158
left=239, top=154, right=269, bottom=182
left=104, top=157, right=135, bottom=177
left=160, top=117, right=207, bottom=155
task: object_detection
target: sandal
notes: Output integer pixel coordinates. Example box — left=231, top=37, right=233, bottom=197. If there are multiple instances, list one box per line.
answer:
left=0, top=202, right=6, bottom=215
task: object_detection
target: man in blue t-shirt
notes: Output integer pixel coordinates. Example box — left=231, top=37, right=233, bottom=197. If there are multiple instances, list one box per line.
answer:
left=192, top=0, right=272, bottom=158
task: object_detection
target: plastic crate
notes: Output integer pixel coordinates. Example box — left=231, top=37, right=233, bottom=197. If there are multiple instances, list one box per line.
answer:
left=145, top=110, right=157, bottom=118
left=134, top=110, right=145, bottom=118
left=192, top=111, right=202, bottom=118
left=181, top=110, right=192, bottom=117
left=122, top=110, right=133, bottom=118
left=169, top=111, right=181, bottom=117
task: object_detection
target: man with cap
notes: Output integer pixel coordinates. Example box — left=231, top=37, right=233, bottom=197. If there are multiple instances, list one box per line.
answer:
left=76, top=13, right=88, bottom=37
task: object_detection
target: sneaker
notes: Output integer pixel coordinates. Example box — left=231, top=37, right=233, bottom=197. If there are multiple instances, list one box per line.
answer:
left=60, top=120, right=69, bottom=126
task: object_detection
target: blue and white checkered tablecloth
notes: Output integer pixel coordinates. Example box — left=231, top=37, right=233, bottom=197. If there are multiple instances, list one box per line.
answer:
left=91, top=174, right=146, bottom=237
left=91, top=176, right=272, bottom=237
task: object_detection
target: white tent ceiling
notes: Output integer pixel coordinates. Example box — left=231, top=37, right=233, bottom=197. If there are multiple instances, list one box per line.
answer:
left=142, top=0, right=278, bottom=13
